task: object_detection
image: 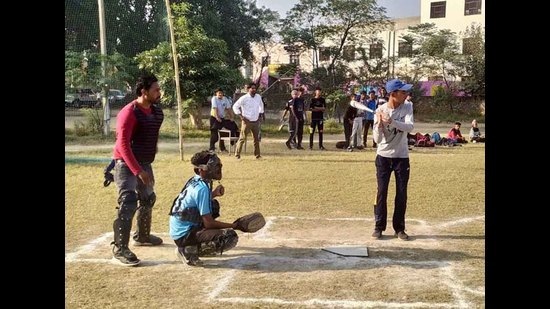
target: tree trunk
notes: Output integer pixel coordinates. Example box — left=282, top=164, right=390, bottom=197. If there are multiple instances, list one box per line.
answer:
left=188, top=109, right=204, bottom=129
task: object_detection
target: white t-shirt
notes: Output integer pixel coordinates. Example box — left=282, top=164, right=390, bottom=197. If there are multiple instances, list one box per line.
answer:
left=373, top=101, right=414, bottom=158
left=211, top=96, right=231, bottom=118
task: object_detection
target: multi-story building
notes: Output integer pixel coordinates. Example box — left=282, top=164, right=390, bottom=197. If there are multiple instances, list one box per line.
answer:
left=243, top=0, right=484, bottom=84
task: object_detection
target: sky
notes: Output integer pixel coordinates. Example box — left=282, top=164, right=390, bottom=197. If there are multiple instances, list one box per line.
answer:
left=255, top=0, right=420, bottom=19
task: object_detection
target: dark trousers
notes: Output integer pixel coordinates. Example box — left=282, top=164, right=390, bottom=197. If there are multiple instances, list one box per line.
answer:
left=174, top=226, right=227, bottom=248
left=343, top=119, right=352, bottom=147
left=362, top=119, right=374, bottom=146
left=374, top=155, right=410, bottom=233
left=309, top=119, right=324, bottom=148
left=286, top=115, right=304, bottom=146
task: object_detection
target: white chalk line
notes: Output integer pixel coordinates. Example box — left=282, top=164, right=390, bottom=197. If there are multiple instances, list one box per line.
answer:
left=65, top=232, right=170, bottom=263
left=66, top=216, right=484, bottom=307
left=215, top=297, right=463, bottom=308
left=436, top=215, right=485, bottom=228
left=207, top=269, right=237, bottom=300
left=65, top=232, right=112, bottom=262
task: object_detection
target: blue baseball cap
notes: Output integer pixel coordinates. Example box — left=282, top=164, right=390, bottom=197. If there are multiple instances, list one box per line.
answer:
left=386, top=79, right=413, bottom=93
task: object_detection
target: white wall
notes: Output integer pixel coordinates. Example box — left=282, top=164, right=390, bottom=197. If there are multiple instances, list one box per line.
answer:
left=420, top=0, right=485, bottom=35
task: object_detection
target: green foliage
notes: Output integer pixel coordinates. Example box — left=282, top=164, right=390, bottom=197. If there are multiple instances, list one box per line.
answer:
left=403, top=23, right=461, bottom=82
left=71, top=108, right=104, bottom=136
left=432, top=85, right=455, bottom=110
left=325, top=89, right=349, bottom=119
left=275, top=63, right=299, bottom=77
left=65, top=50, right=135, bottom=91
left=282, top=0, right=390, bottom=79
left=65, top=0, right=167, bottom=57
left=456, top=23, right=485, bottom=97
left=135, top=2, right=245, bottom=113
left=183, top=0, right=271, bottom=68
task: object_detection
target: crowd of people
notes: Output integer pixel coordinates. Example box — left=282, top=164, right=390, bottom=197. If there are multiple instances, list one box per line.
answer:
left=102, top=74, right=483, bottom=267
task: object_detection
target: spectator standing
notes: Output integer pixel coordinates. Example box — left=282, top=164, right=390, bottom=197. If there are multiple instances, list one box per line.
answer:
left=232, top=82, right=264, bottom=159
left=308, top=87, right=327, bottom=150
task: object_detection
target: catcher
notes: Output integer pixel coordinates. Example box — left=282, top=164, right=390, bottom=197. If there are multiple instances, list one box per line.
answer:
left=168, top=150, right=265, bottom=266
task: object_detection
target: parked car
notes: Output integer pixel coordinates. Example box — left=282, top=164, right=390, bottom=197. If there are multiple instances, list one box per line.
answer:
left=108, top=89, right=126, bottom=105
left=66, top=88, right=97, bottom=108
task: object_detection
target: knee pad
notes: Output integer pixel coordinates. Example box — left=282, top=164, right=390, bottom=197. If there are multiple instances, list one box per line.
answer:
left=138, top=191, right=156, bottom=209
left=117, top=192, right=138, bottom=221
left=216, top=229, right=238, bottom=254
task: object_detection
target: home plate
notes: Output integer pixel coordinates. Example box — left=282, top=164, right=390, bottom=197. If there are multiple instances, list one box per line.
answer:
left=322, top=246, right=369, bottom=257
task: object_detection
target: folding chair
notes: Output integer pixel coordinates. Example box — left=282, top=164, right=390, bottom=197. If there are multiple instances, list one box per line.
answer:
left=218, top=128, right=246, bottom=155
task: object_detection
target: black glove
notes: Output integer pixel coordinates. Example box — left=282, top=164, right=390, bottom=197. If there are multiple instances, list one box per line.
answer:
left=103, top=172, right=114, bottom=187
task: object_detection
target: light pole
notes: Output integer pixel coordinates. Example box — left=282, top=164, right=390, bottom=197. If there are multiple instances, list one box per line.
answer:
left=98, top=0, right=110, bottom=136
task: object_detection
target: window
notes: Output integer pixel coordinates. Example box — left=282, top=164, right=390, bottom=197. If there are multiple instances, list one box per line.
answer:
left=343, top=45, right=355, bottom=61
left=261, top=56, right=270, bottom=67
left=398, top=42, right=413, bottom=58
left=464, top=0, right=482, bottom=16
left=462, top=38, right=476, bottom=55
left=289, top=54, right=300, bottom=65
left=319, top=47, right=330, bottom=62
left=369, top=43, right=382, bottom=59
left=430, top=1, right=446, bottom=18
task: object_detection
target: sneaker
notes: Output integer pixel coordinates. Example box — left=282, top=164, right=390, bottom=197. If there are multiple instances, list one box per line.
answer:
left=371, top=230, right=382, bottom=239
left=133, top=234, right=163, bottom=246
left=112, top=244, right=141, bottom=266
left=297, top=145, right=305, bottom=150
left=285, top=141, right=292, bottom=149
left=175, top=247, right=203, bottom=266
left=395, top=231, right=409, bottom=241
left=319, top=146, right=326, bottom=150
left=235, top=154, right=241, bottom=159
left=256, top=155, right=262, bottom=159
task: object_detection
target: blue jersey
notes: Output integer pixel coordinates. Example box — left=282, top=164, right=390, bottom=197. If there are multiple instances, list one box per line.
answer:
left=169, top=175, right=212, bottom=240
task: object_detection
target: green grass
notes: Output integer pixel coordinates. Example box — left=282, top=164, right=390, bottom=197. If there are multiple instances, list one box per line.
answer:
left=65, top=140, right=485, bottom=308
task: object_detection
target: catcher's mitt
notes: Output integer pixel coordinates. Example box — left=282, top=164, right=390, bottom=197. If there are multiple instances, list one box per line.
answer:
left=233, top=212, right=266, bottom=233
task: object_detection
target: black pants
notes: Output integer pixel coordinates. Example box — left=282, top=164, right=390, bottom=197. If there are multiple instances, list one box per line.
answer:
left=343, top=119, right=352, bottom=147
left=362, top=119, right=374, bottom=146
left=374, top=155, right=410, bottom=233
left=309, top=119, right=324, bottom=148
left=286, top=115, right=304, bottom=146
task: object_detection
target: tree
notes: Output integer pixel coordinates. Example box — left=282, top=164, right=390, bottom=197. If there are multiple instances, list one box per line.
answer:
left=280, top=0, right=325, bottom=69
left=403, top=23, right=461, bottom=112
left=251, top=7, right=281, bottom=85
left=281, top=0, right=390, bottom=87
left=181, top=0, right=271, bottom=69
left=135, top=2, right=244, bottom=128
left=456, top=23, right=485, bottom=98
left=65, top=50, right=134, bottom=91
left=65, top=0, right=167, bottom=57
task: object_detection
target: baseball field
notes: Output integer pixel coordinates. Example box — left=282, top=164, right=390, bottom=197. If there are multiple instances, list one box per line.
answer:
left=65, top=137, right=484, bottom=308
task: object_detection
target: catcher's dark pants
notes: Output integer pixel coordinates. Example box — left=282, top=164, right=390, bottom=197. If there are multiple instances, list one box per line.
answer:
left=174, top=227, right=233, bottom=248
left=374, top=155, right=410, bottom=233
left=309, top=119, right=324, bottom=148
